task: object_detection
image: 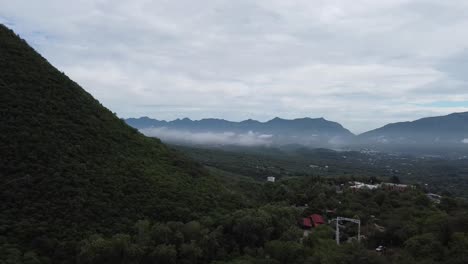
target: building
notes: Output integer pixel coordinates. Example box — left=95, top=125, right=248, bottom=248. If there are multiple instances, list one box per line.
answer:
left=267, top=176, right=275, bottom=182
left=310, top=214, right=325, bottom=227
left=380, top=183, right=412, bottom=192
left=301, top=217, right=312, bottom=229
left=300, top=214, right=325, bottom=229
left=349, top=181, right=379, bottom=191
left=349, top=181, right=413, bottom=192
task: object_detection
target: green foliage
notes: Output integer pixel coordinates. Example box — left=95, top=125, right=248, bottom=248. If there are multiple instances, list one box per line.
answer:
left=264, top=240, right=305, bottom=264
left=149, top=244, right=177, bottom=264
left=77, top=234, right=143, bottom=264
left=404, top=233, right=444, bottom=260
left=175, top=144, right=468, bottom=199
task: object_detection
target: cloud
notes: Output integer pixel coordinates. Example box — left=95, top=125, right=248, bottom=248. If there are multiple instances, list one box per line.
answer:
left=141, top=127, right=273, bottom=146
left=462, top=139, right=468, bottom=144
left=2, top=0, right=468, bottom=133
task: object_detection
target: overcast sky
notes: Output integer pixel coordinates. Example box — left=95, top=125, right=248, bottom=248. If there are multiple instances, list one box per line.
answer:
left=2, top=0, right=468, bottom=133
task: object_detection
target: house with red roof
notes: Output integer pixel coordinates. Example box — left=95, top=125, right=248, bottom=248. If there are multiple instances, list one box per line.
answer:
left=300, top=214, right=325, bottom=229
left=310, top=214, right=325, bottom=227
left=301, top=217, right=312, bottom=229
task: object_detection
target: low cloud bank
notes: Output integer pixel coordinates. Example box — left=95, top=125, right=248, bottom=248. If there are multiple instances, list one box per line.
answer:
left=141, top=127, right=273, bottom=146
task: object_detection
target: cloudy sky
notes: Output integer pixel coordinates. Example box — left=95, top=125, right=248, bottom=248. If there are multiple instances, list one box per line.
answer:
left=2, top=0, right=468, bottom=133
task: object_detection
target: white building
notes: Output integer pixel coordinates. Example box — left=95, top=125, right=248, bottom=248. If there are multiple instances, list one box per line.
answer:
left=349, top=181, right=414, bottom=192
left=267, top=176, right=276, bottom=182
left=380, top=182, right=412, bottom=191
left=349, top=181, right=379, bottom=190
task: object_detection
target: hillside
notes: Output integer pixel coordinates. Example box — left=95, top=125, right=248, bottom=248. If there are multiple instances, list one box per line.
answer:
left=126, top=116, right=354, bottom=147
left=0, top=25, right=242, bottom=261
left=358, top=112, right=468, bottom=145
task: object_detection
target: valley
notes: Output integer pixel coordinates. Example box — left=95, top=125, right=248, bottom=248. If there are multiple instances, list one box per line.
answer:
left=173, top=144, right=468, bottom=199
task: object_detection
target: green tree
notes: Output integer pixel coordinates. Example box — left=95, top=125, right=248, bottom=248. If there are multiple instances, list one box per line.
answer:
left=134, top=220, right=151, bottom=246
left=149, top=244, right=177, bottom=264
left=264, top=240, right=304, bottom=264
left=150, top=223, right=172, bottom=245
left=404, top=233, right=443, bottom=260
left=182, top=221, right=202, bottom=241
left=180, top=242, right=202, bottom=264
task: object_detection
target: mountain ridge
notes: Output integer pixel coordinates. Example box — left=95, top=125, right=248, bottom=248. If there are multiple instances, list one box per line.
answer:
left=126, top=112, right=468, bottom=149
left=125, top=116, right=354, bottom=135
left=126, top=116, right=355, bottom=147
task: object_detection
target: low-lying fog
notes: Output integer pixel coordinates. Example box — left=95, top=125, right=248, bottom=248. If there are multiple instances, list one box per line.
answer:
left=141, top=127, right=274, bottom=147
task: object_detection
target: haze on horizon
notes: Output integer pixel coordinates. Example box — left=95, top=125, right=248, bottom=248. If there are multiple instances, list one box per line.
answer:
left=2, top=0, right=468, bottom=133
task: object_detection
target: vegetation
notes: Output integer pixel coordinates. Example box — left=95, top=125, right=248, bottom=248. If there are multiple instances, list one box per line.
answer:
left=6, top=174, right=466, bottom=263
left=174, top=144, right=468, bottom=199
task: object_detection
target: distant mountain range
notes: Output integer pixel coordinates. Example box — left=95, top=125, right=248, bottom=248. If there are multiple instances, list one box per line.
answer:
left=125, top=116, right=355, bottom=147
left=125, top=112, right=468, bottom=150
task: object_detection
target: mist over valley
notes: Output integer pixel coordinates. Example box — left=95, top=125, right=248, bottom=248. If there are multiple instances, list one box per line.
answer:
left=126, top=113, right=468, bottom=157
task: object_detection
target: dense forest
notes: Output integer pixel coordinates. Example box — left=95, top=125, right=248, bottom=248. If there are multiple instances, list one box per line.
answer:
left=1, top=24, right=468, bottom=263
left=9, top=175, right=467, bottom=264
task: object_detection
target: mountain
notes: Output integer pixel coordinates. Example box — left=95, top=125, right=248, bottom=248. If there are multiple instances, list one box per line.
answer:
left=358, top=112, right=468, bottom=146
left=0, top=24, right=241, bottom=261
left=125, top=116, right=355, bottom=147
left=127, top=113, right=468, bottom=154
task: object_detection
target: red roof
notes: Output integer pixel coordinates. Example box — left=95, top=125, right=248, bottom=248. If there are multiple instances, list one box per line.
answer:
left=310, top=214, right=325, bottom=226
left=302, top=217, right=312, bottom=228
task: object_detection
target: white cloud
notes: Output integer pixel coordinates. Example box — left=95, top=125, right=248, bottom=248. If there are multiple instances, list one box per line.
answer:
left=462, top=139, right=468, bottom=144
left=140, top=127, right=273, bottom=146
left=2, top=0, right=468, bottom=133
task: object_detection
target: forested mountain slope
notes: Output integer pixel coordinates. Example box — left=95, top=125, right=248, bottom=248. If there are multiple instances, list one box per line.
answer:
left=0, top=24, right=241, bottom=261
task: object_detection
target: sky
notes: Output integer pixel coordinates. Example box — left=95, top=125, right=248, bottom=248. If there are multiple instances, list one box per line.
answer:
left=1, top=0, right=468, bottom=133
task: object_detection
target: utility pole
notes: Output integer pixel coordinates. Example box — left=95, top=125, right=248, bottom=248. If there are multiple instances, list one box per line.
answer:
left=336, top=218, right=339, bottom=244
